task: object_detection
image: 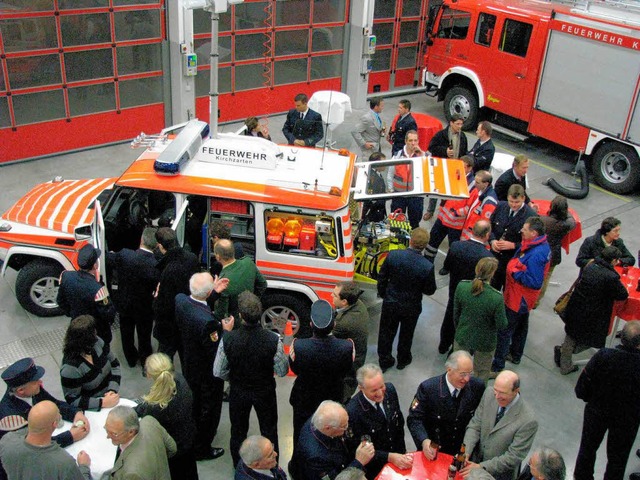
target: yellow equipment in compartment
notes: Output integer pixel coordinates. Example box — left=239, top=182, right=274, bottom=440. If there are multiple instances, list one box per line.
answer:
left=353, top=220, right=410, bottom=285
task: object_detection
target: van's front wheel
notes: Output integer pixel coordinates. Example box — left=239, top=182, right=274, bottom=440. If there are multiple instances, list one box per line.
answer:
left=16, top=260, right=64, bottom=317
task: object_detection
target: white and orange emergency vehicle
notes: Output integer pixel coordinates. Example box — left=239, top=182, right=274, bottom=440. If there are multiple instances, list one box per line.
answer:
left=0, top=119, right=468, bottom=335
left=422, top=0, right=640, bottom=194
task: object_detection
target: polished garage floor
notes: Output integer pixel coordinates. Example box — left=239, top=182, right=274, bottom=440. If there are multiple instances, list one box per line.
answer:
left=1, top=92, right=639, bottom=479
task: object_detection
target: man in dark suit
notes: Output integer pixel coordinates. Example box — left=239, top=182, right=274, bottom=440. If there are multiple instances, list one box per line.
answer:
left=176, top=272, right=230, bottom=461
left=407, top=351, right=485, bottom=459
left=153, top=227, right=200, bottom=364
left=461, top=370, right=538, bottom=480
left=346, top=364, right=411, bottom=479
left=235, top=435, right=288, bottom=480
left=387, top=99, right=418, bottom=155
left=574, top=321, right=640, bottom=480
left=494, top=155, right=531, bottom=203
left=428, top=114, right=468, bottom=159
left=352, top=97, right=386, bottom=161
left=282, top=93, right=324, bottom=148
left=288, top=302, right=355, bottom=453
left=377, top=227, right=436, bottom=371
left=293, top=401, right=374, bottom=480
left=57, top=243, right=117, bottom=344
left=0, top=358, right=89, bottom=448
left=468, top=121, right=495, bottom=173
left=489, top=184, right=536, bottom=291
left=107, top=227, right=159, bottom=368
left=438, top=219, right=493, bottom=354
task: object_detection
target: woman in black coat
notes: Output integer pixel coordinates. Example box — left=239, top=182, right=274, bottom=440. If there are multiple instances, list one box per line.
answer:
left=135, top=353, right=199, bottom=480
left=536, top=195, right=576, bottom=307
left=557, top=246, right=629, bottom=374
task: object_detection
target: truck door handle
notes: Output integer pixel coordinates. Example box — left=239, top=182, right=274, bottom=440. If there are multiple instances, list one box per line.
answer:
left=457, top=53, right=467, bottom=60
left=514, top=73, right=525, bottom=79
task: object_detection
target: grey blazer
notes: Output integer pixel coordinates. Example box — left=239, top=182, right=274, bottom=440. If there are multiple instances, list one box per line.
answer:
left=103, top=416, right=177, bottom=480
left=463, top=388, right=538, bottom=480
left=351, top=109, right=384, bottom=160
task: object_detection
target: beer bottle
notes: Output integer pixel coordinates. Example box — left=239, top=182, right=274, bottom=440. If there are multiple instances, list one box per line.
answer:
left=455, top=443, right=466, bottom=470
left=447, top=463, right=457, bottom=479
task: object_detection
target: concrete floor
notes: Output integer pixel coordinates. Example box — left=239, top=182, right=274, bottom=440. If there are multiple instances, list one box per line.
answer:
left=1, top=91, right=639, bottom=479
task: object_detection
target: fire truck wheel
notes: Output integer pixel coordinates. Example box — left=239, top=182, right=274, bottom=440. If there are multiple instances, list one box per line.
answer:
left=592, top=142, right=640, bottom=195
left=15, top=260, right=64, bottom=317
left=444, top=86, right=478, bottom=131
left=261, top=293, right=311, bottom=339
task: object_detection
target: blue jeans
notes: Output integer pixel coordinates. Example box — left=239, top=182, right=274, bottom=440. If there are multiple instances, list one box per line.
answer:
left=492, top=307, right=529, bottom=371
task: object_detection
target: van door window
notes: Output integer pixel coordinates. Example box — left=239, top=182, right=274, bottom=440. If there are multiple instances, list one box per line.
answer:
left=437, top=7, right=471, bottom=40
left=499, top=19, right=533, bottom=57
left=475, top=13, right=496, bottom=46
left=264, top=210, right=338, bottom=259
left=208, top=199, right=256, bottom=267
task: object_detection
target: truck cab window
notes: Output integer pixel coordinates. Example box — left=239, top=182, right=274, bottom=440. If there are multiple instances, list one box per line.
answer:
left=499, top=19, right=533, bottom=57
left=437, top=7, right=471, bottom=40
left=475, top=13, right=496, bottom=46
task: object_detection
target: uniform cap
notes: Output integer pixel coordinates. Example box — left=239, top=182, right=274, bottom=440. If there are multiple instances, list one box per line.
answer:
left=1, top=358, right=45, bottom=389
left=77, top=244, right=100, bottom=270
left=311, top=299, right=334, bottom=330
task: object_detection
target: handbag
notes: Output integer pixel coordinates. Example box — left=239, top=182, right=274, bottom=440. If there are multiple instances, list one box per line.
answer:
left=553, top=260, right=593, bottom=317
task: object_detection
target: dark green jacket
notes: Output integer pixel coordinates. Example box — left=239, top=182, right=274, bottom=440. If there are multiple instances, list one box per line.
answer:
left=454, top=280, right=507, bottom=352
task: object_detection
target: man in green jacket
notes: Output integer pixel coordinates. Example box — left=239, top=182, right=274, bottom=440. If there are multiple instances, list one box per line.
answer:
left=213, top=239, right=267, bottom=322
left=332, top=281, right=370, bottom=402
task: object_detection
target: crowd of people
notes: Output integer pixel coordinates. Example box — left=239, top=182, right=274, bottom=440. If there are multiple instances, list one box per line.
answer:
left=0, top=95, right=639, bottom=480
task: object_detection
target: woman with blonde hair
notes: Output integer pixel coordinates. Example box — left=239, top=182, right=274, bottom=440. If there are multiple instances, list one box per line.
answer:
left=452, top=257, right=508, bottom=383
left=135, top=353, right=199, bottom=479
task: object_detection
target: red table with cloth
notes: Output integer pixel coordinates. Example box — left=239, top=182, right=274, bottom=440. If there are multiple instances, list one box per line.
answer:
left=376, top=451, right=462, bottom=480
left=608, top=266, right=640, bottom=345
left=388, top=112, right=442, bottom=153
left=533, top=199, right=582, bottom=253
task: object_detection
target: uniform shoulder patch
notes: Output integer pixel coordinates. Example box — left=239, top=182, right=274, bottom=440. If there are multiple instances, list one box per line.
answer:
left=410, top=397, right=420, bottom=411
left=210, top=331, right=219, bottom=343
left=94, top=286, right=110, bottom=304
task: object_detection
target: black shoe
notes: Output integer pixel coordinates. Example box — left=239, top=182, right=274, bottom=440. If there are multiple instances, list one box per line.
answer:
left=554, top=346, right=561, bottom=367
left=629, top=473, right=640, bottom=480
left=379, top=357, right=395, bottom=373
left=560, top=366, right=579, bottom=375
left=636, top=448, right=640, bottom=458
left=126, top=358, right=138, bottom=368
left=438, top=343, right=451, bottom=355
left=397, top=359, right=412, bottom=370
left=195, top=447, right=225, bottom=461
left=439, top=267, right=449, bottom=276
left=505, top=353, right=521, bottom=365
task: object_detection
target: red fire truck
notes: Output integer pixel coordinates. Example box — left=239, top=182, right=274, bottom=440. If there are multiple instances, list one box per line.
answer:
left=422, top=0, right=640, bottom=194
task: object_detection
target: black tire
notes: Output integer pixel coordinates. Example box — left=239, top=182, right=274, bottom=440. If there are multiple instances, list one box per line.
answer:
left=592, top=142, right=640, bottom=195
left=444, top=86, right=479, bottom=131
left=261, top=292, right=311, bottom=339
left=15, top=260, right=64, bottom=317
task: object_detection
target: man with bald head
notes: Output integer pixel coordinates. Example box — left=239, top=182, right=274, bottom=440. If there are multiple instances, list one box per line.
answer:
left=0, top=400, right=91, bottom=480
left=293, top=400, right=375, bottom=480
left=176, top=271, right=231, bottom=461
left=213, top=239, right=267, bottom=321
left=461, top=370, right=538, bottom=480
left=408, top=351, right=485, bottom=459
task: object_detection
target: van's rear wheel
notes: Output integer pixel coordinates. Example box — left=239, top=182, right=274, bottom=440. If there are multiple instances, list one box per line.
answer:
left=444, top=86, right=478, bottom=131
left=261, top=293, right=311, bottom=338
left=16, top=260, right=64, bottom=317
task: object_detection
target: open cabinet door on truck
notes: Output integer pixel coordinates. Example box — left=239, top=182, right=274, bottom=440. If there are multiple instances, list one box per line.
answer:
left=92, top=200, right=108, bottom=285
left=172, top=199, right=190, bottom=247
left=352, top=156, right=470, bottom=203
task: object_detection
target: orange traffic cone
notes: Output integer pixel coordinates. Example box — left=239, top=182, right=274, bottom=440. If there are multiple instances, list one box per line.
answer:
left=283, top=320, right=296, bottom=377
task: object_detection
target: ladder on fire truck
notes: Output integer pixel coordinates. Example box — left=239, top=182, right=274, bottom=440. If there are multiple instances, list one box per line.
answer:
left=534, top=0, right=640, bottom=26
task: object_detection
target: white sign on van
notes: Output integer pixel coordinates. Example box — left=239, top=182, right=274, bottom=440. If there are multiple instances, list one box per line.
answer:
left=197, top=135, right=278, bottom=169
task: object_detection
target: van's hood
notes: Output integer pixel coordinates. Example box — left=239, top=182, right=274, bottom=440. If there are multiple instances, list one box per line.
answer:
left=1, top=178, right=117, bottom=234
